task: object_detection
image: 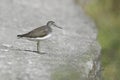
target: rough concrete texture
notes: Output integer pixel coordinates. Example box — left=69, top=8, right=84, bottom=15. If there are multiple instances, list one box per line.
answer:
left=0, top=0, right=101, bottom=80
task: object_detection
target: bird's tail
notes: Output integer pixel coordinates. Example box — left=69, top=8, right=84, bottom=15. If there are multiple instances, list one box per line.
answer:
left=17, top=33, right=28, bottom=39
left=17, top=34, right=24, bottom=38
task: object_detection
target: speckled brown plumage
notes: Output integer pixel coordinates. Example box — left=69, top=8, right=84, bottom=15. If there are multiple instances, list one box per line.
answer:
left=17, top=25, right=52, bottom=38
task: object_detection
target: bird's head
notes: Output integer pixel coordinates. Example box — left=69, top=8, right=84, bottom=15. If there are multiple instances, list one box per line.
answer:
left=47, top=21, right=62, bottom=29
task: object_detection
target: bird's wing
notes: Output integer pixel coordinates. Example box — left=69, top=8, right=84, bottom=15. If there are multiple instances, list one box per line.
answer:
left=20, top=26, right=49, bottom=38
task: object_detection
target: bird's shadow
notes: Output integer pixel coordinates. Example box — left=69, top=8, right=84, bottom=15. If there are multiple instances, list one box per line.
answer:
left=1, top=44, right=47, bottom=54
left=23, top=49, right=47, bottom=54
left=14, top=48, right=47, bottom=54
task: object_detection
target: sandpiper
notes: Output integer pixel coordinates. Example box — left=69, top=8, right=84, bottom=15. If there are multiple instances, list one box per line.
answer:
left=17, top=21, right=62, bottom=53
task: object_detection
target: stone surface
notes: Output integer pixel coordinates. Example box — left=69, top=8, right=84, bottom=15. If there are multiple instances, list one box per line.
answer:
left=0, top=0, right=101, bottom=80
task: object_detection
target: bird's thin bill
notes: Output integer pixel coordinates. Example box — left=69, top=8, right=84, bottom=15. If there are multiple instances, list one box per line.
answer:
left=53, top=24, right=62, bottom=29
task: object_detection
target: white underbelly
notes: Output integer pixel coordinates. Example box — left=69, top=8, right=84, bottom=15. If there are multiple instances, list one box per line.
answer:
left=22, top=34, right=52, bottom=41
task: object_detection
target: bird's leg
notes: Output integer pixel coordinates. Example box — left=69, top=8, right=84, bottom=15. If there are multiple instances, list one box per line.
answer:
left=37, top=41, right=40, bottom=53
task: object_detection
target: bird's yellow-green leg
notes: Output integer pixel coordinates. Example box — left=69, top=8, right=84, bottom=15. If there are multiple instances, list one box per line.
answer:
left=37, top=41, right=40, bottom=53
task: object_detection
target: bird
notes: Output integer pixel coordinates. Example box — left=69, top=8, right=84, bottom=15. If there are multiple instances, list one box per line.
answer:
left=17, top=21, right=62, bottom=53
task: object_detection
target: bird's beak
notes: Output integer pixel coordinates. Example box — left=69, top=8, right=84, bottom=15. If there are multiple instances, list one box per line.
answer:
left=53, top=23, right=63, bottom=29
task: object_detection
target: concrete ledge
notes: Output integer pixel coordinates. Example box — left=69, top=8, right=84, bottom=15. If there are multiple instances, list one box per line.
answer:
left=0, top=0, right=101, bottom=80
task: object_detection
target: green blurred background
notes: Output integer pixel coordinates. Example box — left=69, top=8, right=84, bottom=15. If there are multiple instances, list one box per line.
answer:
left=75, top=0, right=120, bottom=80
